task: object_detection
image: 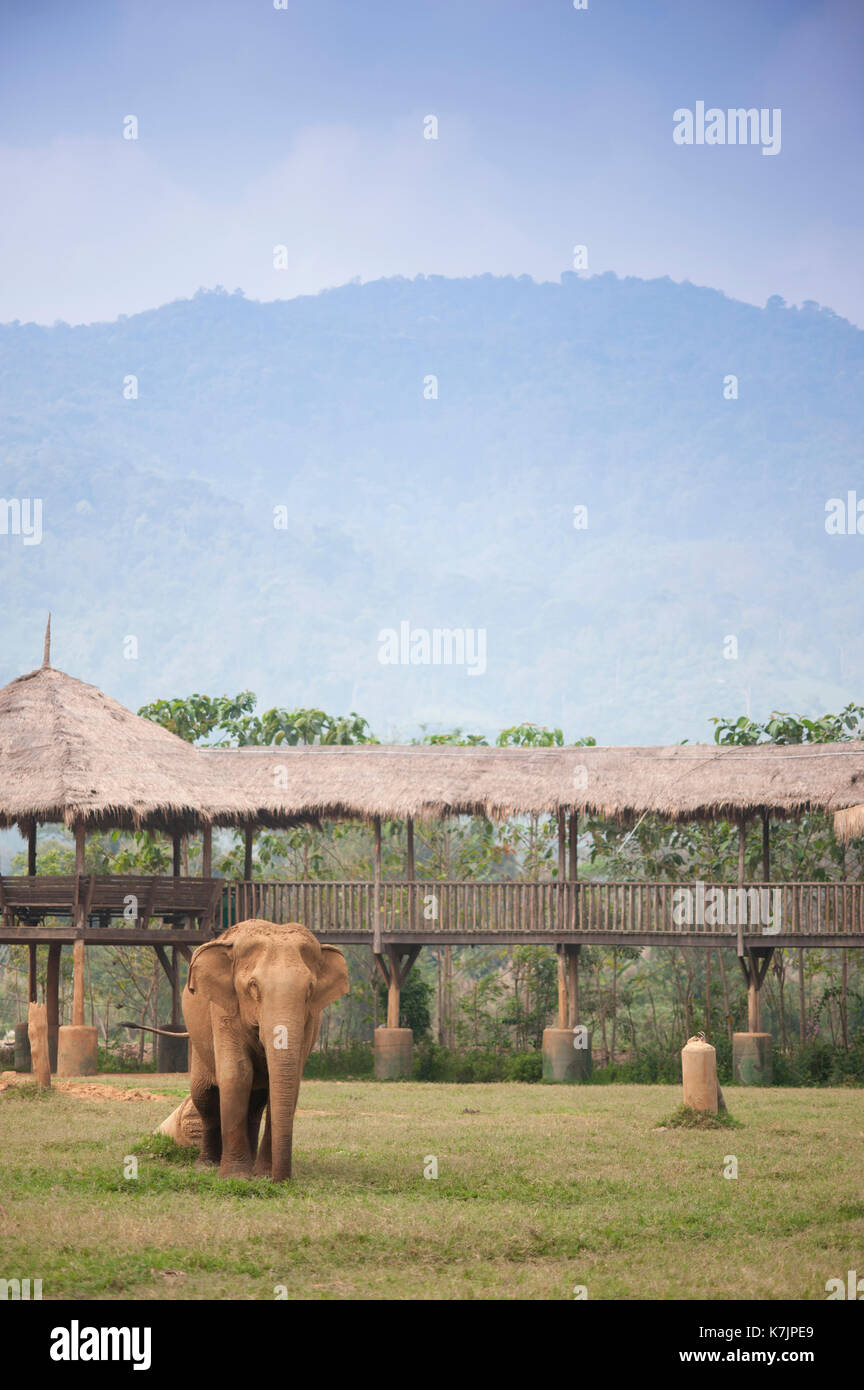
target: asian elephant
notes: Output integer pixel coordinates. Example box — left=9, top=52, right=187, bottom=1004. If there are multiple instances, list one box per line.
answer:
left=171, top=919, right=348, bottom=1181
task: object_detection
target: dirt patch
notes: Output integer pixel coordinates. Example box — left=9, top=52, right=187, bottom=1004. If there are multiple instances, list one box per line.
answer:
left=0, top=1071, right=166, bottom=1102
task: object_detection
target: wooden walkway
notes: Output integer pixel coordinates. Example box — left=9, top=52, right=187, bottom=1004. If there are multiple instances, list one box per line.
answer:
left=2, top=875, right=864, bottom=949
left=221, top=880, right=864, bottom=948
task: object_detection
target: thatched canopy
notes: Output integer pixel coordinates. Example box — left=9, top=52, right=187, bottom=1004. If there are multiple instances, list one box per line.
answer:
left=4, top=634, right=864, bottom=839
left=202, top=741, right=864, bottom=827
left=0, top=661, right=252, bottom=833
left=833, top=805, right=864, bottom=843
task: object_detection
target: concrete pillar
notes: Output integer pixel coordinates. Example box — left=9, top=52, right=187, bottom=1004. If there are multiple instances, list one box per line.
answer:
left=732, top=1032, right=772, bottom=1085
left=14, top=1021, right=32, bottom=1073
left=542, top=1026, right=592, bottom=1082
left=374, top=1026, right=413, bottom=1080
left=57, top=1025, right=99, bottom=1076
left=156, top=1025, right=189, bottom=1073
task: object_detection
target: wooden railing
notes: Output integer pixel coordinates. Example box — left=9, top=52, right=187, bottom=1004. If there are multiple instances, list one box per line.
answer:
left=221, top=880, right=864, bottom=940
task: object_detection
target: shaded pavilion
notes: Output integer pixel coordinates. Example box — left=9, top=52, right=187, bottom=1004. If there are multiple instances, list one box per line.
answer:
left=2, top=631, right=864, bottom=1080
left=206, top=741, right=864, bottom=1072
left=0, top=625, right=256, bottom=1061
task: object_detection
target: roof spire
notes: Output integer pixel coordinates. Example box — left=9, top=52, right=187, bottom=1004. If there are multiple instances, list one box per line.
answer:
left=42, top=614, right=51, bottom=668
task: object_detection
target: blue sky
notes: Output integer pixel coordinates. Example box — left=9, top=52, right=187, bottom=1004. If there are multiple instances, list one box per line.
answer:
left=1, top=0, right=862, bottom=325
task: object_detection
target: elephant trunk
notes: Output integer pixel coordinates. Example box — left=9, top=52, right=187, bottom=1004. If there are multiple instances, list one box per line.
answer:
left=262, top=1000, right=307, bottom=1182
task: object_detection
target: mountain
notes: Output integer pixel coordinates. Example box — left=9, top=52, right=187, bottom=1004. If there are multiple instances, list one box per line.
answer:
left=2, top=272, right=863, bottom=744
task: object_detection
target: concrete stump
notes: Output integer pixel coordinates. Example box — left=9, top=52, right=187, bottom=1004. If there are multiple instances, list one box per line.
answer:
left=542, top=1026, right=592, bottom=1082
left=56, top=1025, right=99, bottom=1077
left=13, top=1021, right=32, bottom=1073
left=733, top=1032, right=773, bottom=1086
left=374, top=1027, right=413, bottom=1080
left=681, top=1035, right=718, bottom=1112
left=156, top=1024, right=189, bottom=1073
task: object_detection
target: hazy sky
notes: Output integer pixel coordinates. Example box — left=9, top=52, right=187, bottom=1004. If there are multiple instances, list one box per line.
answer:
left=1, top=0, right=862, bottom=325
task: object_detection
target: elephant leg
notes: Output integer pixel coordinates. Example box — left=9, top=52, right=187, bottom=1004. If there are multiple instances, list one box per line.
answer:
left=214, top=1046, right=255, bottom=1179
left=247, top=1090, right=267, bottom=1161
left=190, top=1051, right=221, bottom=1166
left=253, top=1103, right=272, bottom=1178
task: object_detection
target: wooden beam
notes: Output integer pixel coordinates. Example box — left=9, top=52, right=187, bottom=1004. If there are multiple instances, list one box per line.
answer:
left=243, top=828, right=254, bottom=881
left=762, top=811, right=770, bottom=881
left=26, top=820, right=37, bottom=876
left=153, top=944, right=174, bottom=984
left=172, top=831, right=182, bottom=878
left=201, top=825, right=212, bottom=878
left=28, top=943, right=38, bottom=1003
left=568, top=811, right=578, bottom=881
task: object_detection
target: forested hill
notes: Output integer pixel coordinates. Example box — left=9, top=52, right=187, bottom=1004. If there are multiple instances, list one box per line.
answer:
left=2, top=272, right=863, bottom=744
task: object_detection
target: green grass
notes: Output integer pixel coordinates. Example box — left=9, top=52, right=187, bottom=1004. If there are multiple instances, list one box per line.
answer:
left=657, top=1104, right=742, bottom=1130
left=0, top=1078, right=861, bottom=1300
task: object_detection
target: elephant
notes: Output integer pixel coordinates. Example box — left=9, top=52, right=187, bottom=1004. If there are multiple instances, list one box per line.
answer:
left=168, top=918, right=348, bottom=1181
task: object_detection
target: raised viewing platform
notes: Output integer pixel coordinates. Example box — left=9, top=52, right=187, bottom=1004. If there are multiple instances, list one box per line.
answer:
left=223, top=879, right=864, bottom=949
left=3, top=876, right=863, bottom=949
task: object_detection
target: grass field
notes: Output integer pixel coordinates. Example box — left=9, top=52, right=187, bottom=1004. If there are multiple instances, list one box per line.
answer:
left=0, top=1076, right=861, bottom=1300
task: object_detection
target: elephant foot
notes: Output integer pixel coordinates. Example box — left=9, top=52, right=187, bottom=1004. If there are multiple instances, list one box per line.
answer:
left=218, top=1161, right=254, bottom=1180
left=252, top=1159, right=272, bottom=1178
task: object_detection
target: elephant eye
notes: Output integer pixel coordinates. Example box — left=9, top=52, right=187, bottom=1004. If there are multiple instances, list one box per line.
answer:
left=247, top=979, right=260, bottom=1000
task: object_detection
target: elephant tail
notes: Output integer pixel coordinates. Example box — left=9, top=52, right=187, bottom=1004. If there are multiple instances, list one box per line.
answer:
left=121, top=1021, right=190, bottom=1039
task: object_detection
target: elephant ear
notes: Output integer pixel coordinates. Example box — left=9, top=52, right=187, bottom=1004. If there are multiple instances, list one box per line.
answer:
left=187, top=940, right=237, bottom=1015
left=315, top=944, right=349, bottom=1008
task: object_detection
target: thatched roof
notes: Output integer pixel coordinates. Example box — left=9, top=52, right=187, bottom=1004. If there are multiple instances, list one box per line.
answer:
left=202, top=742, right=864, bottom=826
left=0, top=661, right=250, bottom=832
left=5, top=635, right=864, bottom=836
left=832, top=804, right=864, bottom=842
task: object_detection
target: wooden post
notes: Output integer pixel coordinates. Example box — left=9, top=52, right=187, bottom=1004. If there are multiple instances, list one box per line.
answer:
left=72, top=940, right=86, bottom=1027
left=762, top=811, right=770, bottom=881
left=568, top=811, right=578, bottom=881
left=406, top=816, right=415, bottom=931
left=46, top=945, right=61, bottom=1025
left=27, top=1001, right=51, bottom=1089
left=567, top=945, right=580, bottom=1028
left=557, top=809, right=566, bottom=882
left=557, top=946, right=567, bottom=1028
left=28, top=944, right=38, bottom=1003
left=243, top=827, right=254, bottom=881
left=172, top=830, right=182, bottom=878
left=26, top=820, right=37, bottom=876
left=386, top=945, right=400, bottom=1028
left=202, top=825, right=212, bottom=877
left=171, top=948, right=182, bottom=1026
left=736, top=819, right=747, bottom=959
left=372, top=816, right=382, bottom=955
left=72, top=821, right=87, bottom=1029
